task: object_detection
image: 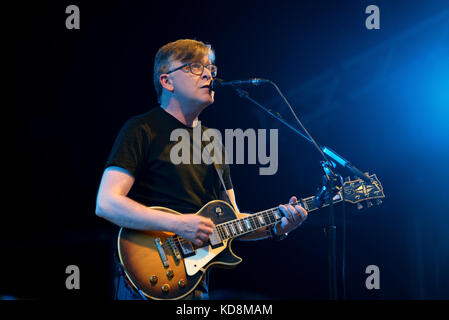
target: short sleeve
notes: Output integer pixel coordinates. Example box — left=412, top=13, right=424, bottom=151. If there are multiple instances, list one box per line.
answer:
left=105, top=117, right=150, bottom=177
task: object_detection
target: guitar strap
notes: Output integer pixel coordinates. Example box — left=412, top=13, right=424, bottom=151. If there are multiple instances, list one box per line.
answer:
left=200, top=126, right=233, bottom=205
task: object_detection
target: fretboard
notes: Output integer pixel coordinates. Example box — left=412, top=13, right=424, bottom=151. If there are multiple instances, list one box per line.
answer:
left=215, top=193, right=343, bottom=240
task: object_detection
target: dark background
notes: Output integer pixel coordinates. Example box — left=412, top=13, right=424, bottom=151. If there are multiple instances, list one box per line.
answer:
left=4, top=0, right=449, bottom=300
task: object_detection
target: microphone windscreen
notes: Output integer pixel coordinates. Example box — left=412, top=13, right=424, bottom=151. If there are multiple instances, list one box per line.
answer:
left=211, top=78, right=224, bottom=90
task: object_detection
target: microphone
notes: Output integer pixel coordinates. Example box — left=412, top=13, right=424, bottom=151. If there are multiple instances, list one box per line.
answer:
left=211, top=78, right=269, bottom=90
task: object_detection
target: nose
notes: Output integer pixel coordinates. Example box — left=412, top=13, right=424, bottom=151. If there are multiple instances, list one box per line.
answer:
left=201, top=67, right=213, bottom=81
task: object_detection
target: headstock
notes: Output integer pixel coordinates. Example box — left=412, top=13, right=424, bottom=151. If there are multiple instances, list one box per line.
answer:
left=341, top=173, right=385, bottom=209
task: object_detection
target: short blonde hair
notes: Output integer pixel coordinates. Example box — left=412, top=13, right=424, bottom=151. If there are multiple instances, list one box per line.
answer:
left=153, top=39, right=215, bottom=103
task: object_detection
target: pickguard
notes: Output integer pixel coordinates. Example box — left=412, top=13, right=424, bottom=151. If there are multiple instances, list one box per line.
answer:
left=184, top=239, right=228, bottom=276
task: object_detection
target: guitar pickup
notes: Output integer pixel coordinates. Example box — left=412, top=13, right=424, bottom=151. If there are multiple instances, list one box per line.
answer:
left=154, top=238, right=169, bottom=268
left=167, top=237, right=182, bottom=261
left=210, top=241, right=224, bottom=249
left=179, top=239, right=196, bottom=258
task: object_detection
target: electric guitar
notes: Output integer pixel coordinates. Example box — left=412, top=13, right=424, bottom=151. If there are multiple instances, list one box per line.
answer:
left=117, top=174, right=384, bottom=300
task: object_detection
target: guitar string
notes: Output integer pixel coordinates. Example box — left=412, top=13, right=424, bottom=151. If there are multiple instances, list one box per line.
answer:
left=184, top=199, right=312, bottom=244
left=167, top=195, right=349, bottom=253
left=171, top=194, right=337, bottom=247
left=164, top=190, right=368, bottom=249
left=161, top=202, right=312, bottom=251
left=172, top=199, right=313, bottom=245
left=176, top=207, right=280, bottom=244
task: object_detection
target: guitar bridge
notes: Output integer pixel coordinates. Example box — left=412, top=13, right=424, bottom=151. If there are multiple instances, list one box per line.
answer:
left=154, top=237, right=169, bottom=268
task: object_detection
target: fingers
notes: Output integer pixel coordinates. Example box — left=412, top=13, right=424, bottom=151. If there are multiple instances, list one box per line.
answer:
left=279, top=204, right=297, bottom=222
left=199, top=217, right=214, bottom=235
left=195, top=216, right=214, bottom=246
left=201, top=217, right=214, bottom=228
left=289, top=196, right=297, bottom=204
left=294, top=205, right=308, bottom=220
left=193, top=239, right=204, bottom=247
left=279, top=202, right=308, bottom=224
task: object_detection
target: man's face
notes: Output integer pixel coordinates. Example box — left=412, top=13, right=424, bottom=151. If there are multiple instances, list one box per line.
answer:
left=168, top=55, right=215, bottom=109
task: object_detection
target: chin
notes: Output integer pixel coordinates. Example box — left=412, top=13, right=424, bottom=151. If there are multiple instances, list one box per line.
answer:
left=200, top=99, right=214, bottom=110
left=200, top=94, right=214, bottom=107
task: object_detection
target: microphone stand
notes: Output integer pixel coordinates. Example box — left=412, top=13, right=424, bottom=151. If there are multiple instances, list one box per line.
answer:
left=232, top=84, right=370, bottom=300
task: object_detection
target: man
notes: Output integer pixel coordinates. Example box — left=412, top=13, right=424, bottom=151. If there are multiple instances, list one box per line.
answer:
left=95, top=39, right=308, bottom=300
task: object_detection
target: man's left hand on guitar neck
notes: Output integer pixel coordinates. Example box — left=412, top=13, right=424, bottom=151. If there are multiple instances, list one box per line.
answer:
left=274, top=196, right=308, bottom=236
left=222, top=190, right=308, bottom=241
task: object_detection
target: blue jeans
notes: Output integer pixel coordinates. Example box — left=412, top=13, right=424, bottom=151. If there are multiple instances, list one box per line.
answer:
left=114, top=273, right=209, bottom=300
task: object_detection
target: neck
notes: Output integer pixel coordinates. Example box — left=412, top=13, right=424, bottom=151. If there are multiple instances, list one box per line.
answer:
left=161, top=99, right=205, bottom=128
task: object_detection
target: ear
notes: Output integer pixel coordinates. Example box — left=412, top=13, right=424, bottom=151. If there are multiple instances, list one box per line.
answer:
left=160, top=74, right=174, bottom=93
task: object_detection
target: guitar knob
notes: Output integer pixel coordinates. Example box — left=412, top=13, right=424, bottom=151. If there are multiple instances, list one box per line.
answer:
left=357, top=203, right=363, bottom=210
left=215, top=207, right=223, bottom=216
left=178, top=279, right=186, bottom=288
left=166, top=269, right=174, bottom=279
left=376, top=199, right=383, bottom=205
left=161, top=284, right=170, bottom=293
left=366, top=201, right=373, bottom=208
left=150, top=275, right=158, bottom=284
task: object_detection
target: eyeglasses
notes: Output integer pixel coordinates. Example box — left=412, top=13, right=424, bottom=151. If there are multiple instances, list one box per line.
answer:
left=166, top=62, right=218, bottom=78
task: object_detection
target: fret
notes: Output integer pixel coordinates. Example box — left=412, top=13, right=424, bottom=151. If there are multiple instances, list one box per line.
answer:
left=239, top=220, right=247, bottom=233
left=234, top=219, right=243, bottom=234
left=217, top=225, right=224, bottom=239
left=233, top=221, right=241, bottom=234
left=229, top=223, right=235, bottom=236
left=308, top=197, right=316, bottom=209
left=233, top=221, right=239, bottom=235
left=245, top=218, right=252, bottom=230
left=255, top=216, right=262, bottom=228
left=306, top=197, right=318, bottom=212
left=250, top=217, right=258, bottom=229
left=267, top=210, right=277, bottom=224
left=234, top=221, right=241, bottom=234
left=229, top=223, right=236, bottom=235
left=262, top=211, right=270, bottom=224
left=224, top=225, right=230, bottom=237
left=220, top=225, right=226, bottom=239
left=301, top=198, right=309, bottom=211
left=265, top=212, right=271, bottom=224
left=236, top=221, right=244, bottom=233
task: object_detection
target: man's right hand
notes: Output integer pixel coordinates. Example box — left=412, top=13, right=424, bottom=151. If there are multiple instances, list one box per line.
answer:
left=174, top=214, right=214, bottom=247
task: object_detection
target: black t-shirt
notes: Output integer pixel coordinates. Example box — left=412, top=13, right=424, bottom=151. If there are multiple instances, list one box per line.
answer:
left=105, top=106, right=233, bottom=213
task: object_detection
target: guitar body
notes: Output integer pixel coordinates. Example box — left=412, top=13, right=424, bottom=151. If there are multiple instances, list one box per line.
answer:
left=117, top=200, right=243, bottom=300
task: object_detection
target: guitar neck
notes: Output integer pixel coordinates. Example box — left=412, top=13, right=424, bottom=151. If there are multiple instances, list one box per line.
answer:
left=215, top=193, right=343, bottom=241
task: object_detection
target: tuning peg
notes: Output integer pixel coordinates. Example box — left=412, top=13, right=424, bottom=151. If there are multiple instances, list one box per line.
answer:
left=357, top=203, right=364, bottom=210
left=364, top=172, right=370, bottom=176
left=366, top=200, right=373, bottom=208
left=376, top=199, right=383, bottom=205
left=345, top=176, right=351, bottom=182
